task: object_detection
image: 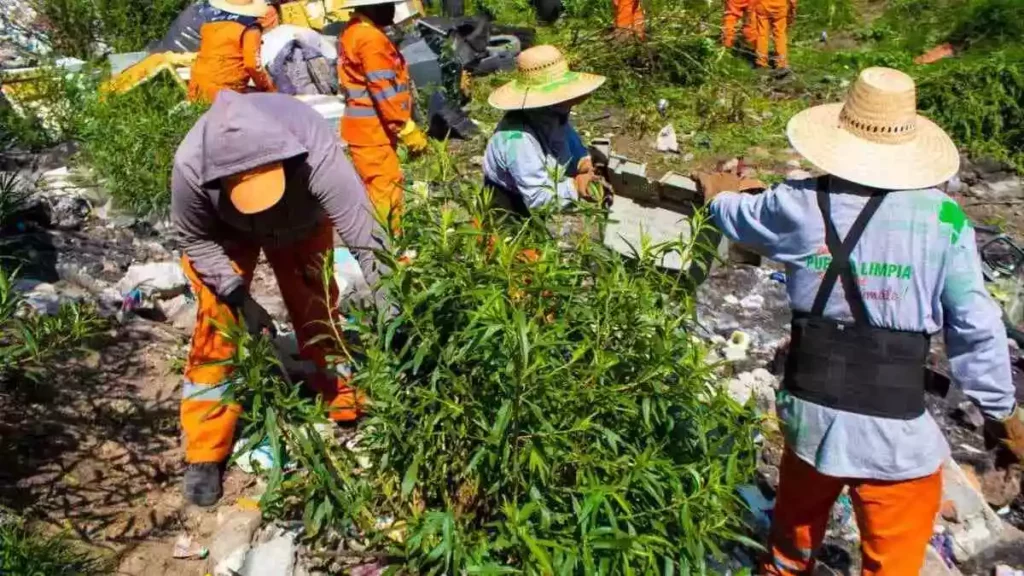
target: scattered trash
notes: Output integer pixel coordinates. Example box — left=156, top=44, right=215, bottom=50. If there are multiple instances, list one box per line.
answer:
left=739, top=294, right=764, bottom=310
left=996, top=565, right=1024, bottom=576
left=769, top=271, right=786, bottom=284
left=737, top=484, right=775, bottom=534
left=915, top=43, right=956, bottom=65
left=232, top=438, right=277, bottom=474
left=655, top=124, right=679, bottom=153
left=657, top=98, right=668, bottom=116
left=116, top=262, right=188, bottom=300
left=173, top=534, right=210, bottom=560
left=722, top=330, right=751, bottom=362
left=820, top=31, right=828, bottom=43
left=930, top=527, right=956, bottom=568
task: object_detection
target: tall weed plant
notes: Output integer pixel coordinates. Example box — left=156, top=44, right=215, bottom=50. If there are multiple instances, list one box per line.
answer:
left=32, top=0, right=191, bottom=59
left=224, top=181, right=759, bottom=573
left=71, top=75, right=206, bottom=216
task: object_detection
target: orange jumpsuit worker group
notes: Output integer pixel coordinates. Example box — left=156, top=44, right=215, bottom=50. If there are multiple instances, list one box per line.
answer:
left=754, top=0, right=796, bottom=70
left=722, top=0, right=759, bottom=49
left=612, top=0, right=645, bottom=40
left=187, top=0, right=278, bottom=103
left=338, top=0, right=429, bottom=227
left=171, top=91, right=385, bottom=506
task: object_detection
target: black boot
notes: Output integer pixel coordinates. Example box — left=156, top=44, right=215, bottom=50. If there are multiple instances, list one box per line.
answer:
left=184, top=462, right=223, bottom=507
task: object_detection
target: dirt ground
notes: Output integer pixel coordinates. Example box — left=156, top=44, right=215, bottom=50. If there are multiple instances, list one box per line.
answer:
left=0, top=271, right=285, bottom=574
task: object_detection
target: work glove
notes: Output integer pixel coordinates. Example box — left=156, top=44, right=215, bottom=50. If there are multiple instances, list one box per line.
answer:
left=574, top=171, right=596, bottom=201
left=693, top=171, right=766, bottom=204
left=398, top=121, right=429, bottom=156
left=577, top=157, right=594, bottom=175
left=225, top=288, right=277, bottom=337
left=1003, top=405, right=1024, bottom=461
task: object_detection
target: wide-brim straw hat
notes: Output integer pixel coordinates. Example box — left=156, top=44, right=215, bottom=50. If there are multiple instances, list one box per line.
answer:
left=787, top=67, right=959, bottom=190
left=489, top=45, right=606, bottom=111
left=209, top=0, right=270, bottom=18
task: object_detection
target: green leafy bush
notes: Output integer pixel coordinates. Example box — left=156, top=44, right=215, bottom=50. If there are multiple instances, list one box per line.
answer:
left=225, top=184, right=759, bottom=573
left=0, top=267, right=106, bottom=386
left=0, top=513, right=108, bottom=575
left=71, top=75, right=206, bottom=216
left=918, top=52, right=1024, bottom=172
left=32, top=0, right=192, bottom=59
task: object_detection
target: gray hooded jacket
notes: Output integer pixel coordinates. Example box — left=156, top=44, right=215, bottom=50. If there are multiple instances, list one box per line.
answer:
left=171, top=91, right=384, bottom=299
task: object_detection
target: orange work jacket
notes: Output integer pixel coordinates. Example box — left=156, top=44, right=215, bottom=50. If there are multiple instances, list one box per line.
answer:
left=188, top=14, right=275, bottom=103
left=338, top=15, right=413, bottom=147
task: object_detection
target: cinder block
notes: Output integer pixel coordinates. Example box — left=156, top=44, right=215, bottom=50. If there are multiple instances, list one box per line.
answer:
left=658, top=171, right=699, bottom=204
left=617, top=159, right=657, bottom=201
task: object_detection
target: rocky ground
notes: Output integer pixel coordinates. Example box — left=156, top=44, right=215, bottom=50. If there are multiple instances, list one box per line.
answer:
left=2, top=142, right=1024, bottom=574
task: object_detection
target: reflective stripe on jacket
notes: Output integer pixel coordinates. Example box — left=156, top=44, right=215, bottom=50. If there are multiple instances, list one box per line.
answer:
left=188, top=19, right=276, bottom=103
left=338, top=16, right=413, bottom=147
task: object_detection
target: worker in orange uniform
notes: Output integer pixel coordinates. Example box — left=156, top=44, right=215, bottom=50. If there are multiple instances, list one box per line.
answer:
left=722, top=0, right=759, bottom=49
left=754, top=0, right=795, bottom=71
left=188, top=0, right=277, bottom=103
left=338, top=0, right=428, bottom=228
left=612, top=0, right=645, bottom=40
left=172, top=92, right=386, bottom=506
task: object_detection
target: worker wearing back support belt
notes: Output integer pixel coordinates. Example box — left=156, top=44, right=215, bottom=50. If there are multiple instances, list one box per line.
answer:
left=338, top=0, right=428, bottom=228
left=699, top=67, right=1024, bottom=575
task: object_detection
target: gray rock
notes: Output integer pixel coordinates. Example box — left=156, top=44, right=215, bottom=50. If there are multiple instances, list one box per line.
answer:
left=942, top=459, right=1003, bottom=561
left=242, top=533, right=296, bottom=576
left=953, top=400, right=985, bottom=430
left=211, top=508, right=263, bottom=576
left=967, top=178, right=1024, bottom=200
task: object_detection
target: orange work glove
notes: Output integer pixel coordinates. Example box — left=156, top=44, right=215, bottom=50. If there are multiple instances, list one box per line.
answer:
left=1004, top=405, right=1024, bottom=461
left=694, top=171, right=766, bottom=203
left=399, top=121, right=429, bottom=156
left=574, top=171, right=596, bottom=200
left=577, top=157, right=594, bottom=175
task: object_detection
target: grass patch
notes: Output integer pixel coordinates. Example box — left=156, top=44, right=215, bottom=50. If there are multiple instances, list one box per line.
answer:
left=31, top=0, right=192, bottom=59
left=0, top=513, right=109, bottom=575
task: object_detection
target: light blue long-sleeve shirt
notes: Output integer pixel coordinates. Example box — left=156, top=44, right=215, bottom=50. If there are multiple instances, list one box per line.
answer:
left=710, top=176, right=1016, bottom=480
left=483, top=110, right=589, bottom=210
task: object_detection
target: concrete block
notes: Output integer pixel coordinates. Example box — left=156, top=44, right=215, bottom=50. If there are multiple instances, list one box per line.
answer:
left=603, top=196, right=690, bottom=270
left=658, top=171, right=698, bottom=204
left=615, top=159, right=657, bottom=201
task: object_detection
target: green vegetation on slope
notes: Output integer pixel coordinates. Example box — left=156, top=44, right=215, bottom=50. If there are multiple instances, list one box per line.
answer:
left=32, top=0, right=192, bottom=59
left=0, top=514, right=109, bottom=575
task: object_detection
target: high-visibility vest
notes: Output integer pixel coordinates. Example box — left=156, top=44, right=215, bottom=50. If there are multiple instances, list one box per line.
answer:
left=338, top=17, right=413, bottom=147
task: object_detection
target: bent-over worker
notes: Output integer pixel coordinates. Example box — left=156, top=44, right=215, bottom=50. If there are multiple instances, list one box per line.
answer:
left=338, top=0, right=428, bottom=226
left=188, top=0, right=277, bottom=103
left=172, top=91, right=385, bottom=507
left=483, top=45, right=605, bottom=216
left=701, top=67, right=1024, bottom=575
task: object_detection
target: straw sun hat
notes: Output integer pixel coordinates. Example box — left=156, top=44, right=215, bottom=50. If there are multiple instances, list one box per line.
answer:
left=787, top=67, right=959, bottom=190
left=489, top=45, right=606, bottom=111
left=208, top=0, right=270, bottom=18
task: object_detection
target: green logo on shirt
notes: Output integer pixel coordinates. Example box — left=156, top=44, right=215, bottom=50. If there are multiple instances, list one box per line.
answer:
left=938, top=199, right=968, bottom=244
left=804, top=253, right=913, bottom=279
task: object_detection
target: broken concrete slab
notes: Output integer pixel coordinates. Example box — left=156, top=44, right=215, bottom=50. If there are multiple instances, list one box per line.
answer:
left=658, top=171, right=698, bottom=205
left=242, top=531, right=297, bottom=576
left=602, top=195, right=690, bottom=270
left=210, top=508, right=263, bottom=576
left=942, top=458, right=1004, bottom=562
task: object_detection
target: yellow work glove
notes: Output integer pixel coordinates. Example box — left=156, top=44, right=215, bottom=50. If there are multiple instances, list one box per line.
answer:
left=398, top=121, right=429, bottom=156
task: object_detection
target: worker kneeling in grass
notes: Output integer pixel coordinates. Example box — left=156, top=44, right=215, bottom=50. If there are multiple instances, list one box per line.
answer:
left=699, top=67, right=1024, bottom=574
left=187, top=0, right=278, bottom=103
left=171, top=91, right=386, bottom=507
left=338, top=0, right=428, bottom=228
left=483, top=45, right=605, bottom=216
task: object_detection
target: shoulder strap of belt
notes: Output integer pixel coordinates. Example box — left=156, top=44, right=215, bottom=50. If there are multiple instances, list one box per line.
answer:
left=810, top=176, right=886, bottom=324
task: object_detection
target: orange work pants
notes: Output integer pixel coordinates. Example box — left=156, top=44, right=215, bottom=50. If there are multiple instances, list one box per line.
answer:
left=348, top=144, right=404, bottom=228
left=723, top=0, right=759, bottom=48
left=180, top=222, right=361, bottom=464
left=762, top=449, right=942, bottom=576
left=613, top=0, right=646, bottom=39
left=755, top=0, right=790, bottom=68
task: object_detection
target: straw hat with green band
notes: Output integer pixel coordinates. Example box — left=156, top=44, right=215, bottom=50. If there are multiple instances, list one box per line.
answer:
left=488, top=45, right=606, bottom=111
left=209, top=0, right=270, bottom=18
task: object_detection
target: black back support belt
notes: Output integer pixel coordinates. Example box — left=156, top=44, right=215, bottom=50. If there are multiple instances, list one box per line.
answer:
left=782, top=177, right=930, bottom=420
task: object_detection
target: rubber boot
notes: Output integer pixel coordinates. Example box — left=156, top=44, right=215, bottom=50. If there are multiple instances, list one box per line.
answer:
left=184, top=462, right=223, bottom=507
